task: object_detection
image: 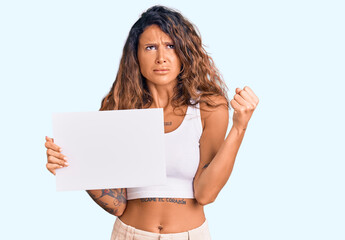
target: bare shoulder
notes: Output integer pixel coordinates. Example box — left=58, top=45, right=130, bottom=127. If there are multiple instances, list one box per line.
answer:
left=199, top=95, right=229, bottom=130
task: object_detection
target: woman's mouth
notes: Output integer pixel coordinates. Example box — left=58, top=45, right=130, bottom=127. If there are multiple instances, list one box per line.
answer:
left=153, top=69, right=170, bottom=74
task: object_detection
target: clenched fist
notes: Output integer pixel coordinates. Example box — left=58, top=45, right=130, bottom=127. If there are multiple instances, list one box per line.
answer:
left=230, top=86, right=259, bottom=131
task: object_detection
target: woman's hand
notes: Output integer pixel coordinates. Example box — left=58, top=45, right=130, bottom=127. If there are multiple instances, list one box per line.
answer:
left=45, top=136, right=69, bottom=175
left=230, top=86, right=259, bottom=131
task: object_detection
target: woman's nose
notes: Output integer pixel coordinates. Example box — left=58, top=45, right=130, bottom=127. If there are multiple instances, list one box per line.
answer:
left=155, top=48, right=166, bottom=64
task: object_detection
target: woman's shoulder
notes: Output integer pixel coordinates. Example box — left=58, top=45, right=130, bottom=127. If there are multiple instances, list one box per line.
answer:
left=198, top=95, right=228, bottom=114
left=198, top=95, right=229, bottom=129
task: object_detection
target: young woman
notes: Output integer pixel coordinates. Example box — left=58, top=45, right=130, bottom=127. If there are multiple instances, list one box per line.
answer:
left=45, top=5, right=259, bottom=240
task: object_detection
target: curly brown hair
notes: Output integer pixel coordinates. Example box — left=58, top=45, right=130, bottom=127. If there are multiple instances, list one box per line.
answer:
left=100, top=5, right=229, bottom=111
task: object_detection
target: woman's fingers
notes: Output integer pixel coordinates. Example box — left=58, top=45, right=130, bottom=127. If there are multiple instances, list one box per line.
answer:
left=243, top=86, right=259, bottom=104
left=45, top=137, right=62, bottom=153
left=45, top=138, right=68, bottom=164
left=46, top=148, right=67, bottom=162
left=234, top=93, right=248, bottom=107
left=236, top=88, right=255, bottom=104
left=46, top=156, right=68, bottom=175
left=239, top=89, right=255, bottom=103
left=45, top=136, right=68, bottom=175
left=46, top=136, right=54, bottom=142
left=230, top=99, right=242, bottom=111
left=234, top=87, right=258, bottom=109
left=46, top=163, right=63, bottom=175
left=48, top=155, right=69, bottom=167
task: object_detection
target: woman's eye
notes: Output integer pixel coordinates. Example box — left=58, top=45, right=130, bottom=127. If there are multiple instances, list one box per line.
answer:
left=167, top=44, right=175, bottom=49
left=146, top=46, right=156, bottom=50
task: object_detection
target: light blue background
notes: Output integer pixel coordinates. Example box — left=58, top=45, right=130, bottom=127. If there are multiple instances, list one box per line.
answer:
left=1, top=0, right=344, bottom=239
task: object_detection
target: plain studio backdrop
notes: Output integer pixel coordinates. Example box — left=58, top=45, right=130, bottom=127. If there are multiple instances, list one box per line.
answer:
left=0, top=0, right=344, bottom=239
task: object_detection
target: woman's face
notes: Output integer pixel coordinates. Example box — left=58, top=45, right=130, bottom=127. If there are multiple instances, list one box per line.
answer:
left=137, top=25, right=181, bottom=88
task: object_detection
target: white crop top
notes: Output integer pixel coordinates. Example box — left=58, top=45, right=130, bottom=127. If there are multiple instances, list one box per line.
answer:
left=126, top=103, right=203, bottom=200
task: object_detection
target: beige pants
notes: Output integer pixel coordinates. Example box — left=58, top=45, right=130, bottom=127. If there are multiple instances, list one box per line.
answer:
left=111, top=217, right=212, bottom=240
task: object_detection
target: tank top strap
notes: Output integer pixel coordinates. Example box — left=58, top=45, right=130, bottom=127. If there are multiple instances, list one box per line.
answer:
left=186, top=102, right=203, bottom=137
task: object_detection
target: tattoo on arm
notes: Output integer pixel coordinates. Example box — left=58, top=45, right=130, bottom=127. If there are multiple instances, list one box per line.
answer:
left=98, top=199, right=118, bottom=215
left=98, top=189, right=116, bottom=199
left=202, top=163, right=210, bottom=169
left=86, top=188, right=127, bottom=216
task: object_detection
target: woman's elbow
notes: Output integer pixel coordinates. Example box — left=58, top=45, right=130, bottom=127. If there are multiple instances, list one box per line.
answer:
left=195, top=192, right=216, bottom=206
left=114, top=210, right=124, bottom=217
left=113, top=203, right=127, bottom=217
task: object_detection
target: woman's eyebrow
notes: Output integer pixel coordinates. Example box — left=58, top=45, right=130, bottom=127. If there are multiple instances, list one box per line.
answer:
left=143, top=41, right=174, bottom=45
left=143, top=42, right=157, bottom=46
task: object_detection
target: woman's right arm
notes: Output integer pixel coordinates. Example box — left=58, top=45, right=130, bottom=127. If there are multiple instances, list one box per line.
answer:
left=45, top=136, right=127, bottom=217
left=86, top=188, right=127, bottom=216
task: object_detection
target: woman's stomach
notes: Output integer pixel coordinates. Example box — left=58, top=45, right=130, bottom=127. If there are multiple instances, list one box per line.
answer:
left=118, top=198, right=205, bottom=233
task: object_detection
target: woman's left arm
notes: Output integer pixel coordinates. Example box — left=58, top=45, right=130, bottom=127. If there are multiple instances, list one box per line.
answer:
left=194, top=86, right=259, bottom=205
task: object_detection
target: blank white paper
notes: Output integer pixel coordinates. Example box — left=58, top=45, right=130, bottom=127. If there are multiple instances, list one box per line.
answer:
left=52, top=108, right=166, bottom=191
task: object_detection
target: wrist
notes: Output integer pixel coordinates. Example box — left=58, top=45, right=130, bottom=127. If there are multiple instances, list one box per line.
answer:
left=232, top=124, right=247, bottom=134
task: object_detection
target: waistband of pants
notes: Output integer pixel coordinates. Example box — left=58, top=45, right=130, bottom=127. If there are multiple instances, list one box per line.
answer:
left=114, top=217, right=209, bottom=238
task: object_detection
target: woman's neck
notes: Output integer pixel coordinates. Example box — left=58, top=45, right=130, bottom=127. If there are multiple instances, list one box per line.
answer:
left=147, top=82, right=175, bottom=109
